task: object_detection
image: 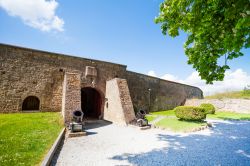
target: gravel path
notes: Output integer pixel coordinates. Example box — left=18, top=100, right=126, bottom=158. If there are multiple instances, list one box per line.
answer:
left=150, top=116, right=165, bottom=125
left=53, top=120, right=250, bottom=166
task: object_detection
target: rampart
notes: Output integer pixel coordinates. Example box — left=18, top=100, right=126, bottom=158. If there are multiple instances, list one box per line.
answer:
left=0, top=43, right=203, bottom=123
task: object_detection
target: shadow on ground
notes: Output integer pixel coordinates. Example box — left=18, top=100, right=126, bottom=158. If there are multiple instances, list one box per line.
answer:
left=111, top=120, right=250, bottom=166
left=51, top=120, right=112, bottom=166
left=84, top=120, right=112, bottom=130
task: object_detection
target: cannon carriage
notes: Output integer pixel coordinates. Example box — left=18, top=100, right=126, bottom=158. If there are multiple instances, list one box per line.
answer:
left=69, top=110, right=84, bottom=132
left=136, top=109, right=148, bottom=127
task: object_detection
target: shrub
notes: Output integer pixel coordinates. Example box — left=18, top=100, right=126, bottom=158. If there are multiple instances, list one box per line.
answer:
left=174, top=106, right=206, bottom=121
left=200, top=103, right=215, bottom=114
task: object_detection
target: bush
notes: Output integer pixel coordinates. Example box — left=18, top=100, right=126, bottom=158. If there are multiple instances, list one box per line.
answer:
left=200, top=103, right=215, bottom=114
left=174, top=106, right=206, bottom=121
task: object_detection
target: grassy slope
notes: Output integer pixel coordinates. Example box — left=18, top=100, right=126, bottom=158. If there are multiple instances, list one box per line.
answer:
left=146, top=110, right=206, bottom=132
left=145, top=115, right=157, bottom=122
left=205, top=90, right=250, bottom=99
left=150, top=110, right=175, bottom=116
left=207, top=111, right=250, bottom=120
left=155, top=118, right=206, bottom=132
left=0, top=112, right=63, bottom=166
left=146, top=110, right=250, bottom=132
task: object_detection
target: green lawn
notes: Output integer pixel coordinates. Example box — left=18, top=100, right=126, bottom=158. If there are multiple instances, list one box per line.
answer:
left=145, top=110, right=175, bottom=123
left=147, top=110, right=250, bottom=132
left=146, top=110, right=206, bottom=132
left=0, top=112, right=64, bottom=166
left=205, top=90, right=250, bottom=99
left=207, top=111, right=250, bottom=120
left=145, top=115, right=157, bottom=122
left=150, top=110, right=175, bottom=116
left=155, top=117, right=206, bottom=132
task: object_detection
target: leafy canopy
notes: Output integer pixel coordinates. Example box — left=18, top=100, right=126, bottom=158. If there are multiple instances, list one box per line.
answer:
left=155, top=0, right=250, bottom=84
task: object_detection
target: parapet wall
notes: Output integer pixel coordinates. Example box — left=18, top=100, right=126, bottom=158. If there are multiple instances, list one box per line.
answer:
left=0, top=43, right=203, bottom=115
left=0, top=44, right=127, bottom=113
left=126, top=71, right=203, bottom=112
left=185, top=99, right=250, bottom=113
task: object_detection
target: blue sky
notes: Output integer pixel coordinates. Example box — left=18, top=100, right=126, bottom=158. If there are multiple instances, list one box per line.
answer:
left=0, top=0, right=249, bottom=95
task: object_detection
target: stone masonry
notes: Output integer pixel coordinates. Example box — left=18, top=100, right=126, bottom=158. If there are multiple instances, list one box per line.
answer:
left=185, top=99, right=250, bottom=114
left=104, top=78, right=135, bottom=125
left=62, top=72, right=81, bottom=124
left=0, top=43, right=203, bottom=124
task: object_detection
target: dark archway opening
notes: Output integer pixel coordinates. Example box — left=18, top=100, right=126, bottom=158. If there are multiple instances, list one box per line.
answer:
left=81, top=87, right=102, bottom=119
left=22, top=96, right=40, bottom=111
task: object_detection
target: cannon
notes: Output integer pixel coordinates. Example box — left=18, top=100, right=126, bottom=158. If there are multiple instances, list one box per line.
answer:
left=72, top=110, right=83, bottom=123
left=69, top=110, right=84, bottom=132
left=136, top=109, right=148, bottom=127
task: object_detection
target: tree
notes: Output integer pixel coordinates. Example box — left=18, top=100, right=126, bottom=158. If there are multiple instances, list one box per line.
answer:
left=155, top=0, right=250, bottom=84
left=243, top=84, right=250, bottom=95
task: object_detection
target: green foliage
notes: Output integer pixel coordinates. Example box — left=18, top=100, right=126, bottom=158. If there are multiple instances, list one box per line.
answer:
left=200, top=103, right=216, bottom=114
left=155, top=117, right=206, bottom=132
left=174, top=106, right=206, bottom=121
left=0, top=112, right=63, bottom=166
left=243, top=89, right=250, bottom=95
left=155, top=0, right=250, bottom=84
left=243, top=85, right=250, bottom=95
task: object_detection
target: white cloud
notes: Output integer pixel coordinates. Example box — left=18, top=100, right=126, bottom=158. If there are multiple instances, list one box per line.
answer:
left=148, top=69, right=250, bottom=96
left=148, top=70, right=157, bottom=77
left=161, top=73, right=179, bottom=82
left=0, top=0, right=64, bottom=32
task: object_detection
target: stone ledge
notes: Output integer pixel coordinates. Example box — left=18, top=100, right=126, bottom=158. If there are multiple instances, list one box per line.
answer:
left=68, top=131, right=87, bottom=138
left=139, top=125, right=151, bottom=130
left=41, top=128, right=65, bottom=166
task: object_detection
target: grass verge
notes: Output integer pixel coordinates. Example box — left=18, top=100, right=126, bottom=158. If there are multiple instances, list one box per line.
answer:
left=207, top=111, right=250, bottom=120
left=150, top=110, right=175, bottom=116
left=145, top=115, right=157, bottom=122
left=155, top=117, right=206, bottom=132
left=0, top=112, right=64, bottom=166
left=146, top=110, right=206, bottom=132
left=147, top=110, right=250, bottom=132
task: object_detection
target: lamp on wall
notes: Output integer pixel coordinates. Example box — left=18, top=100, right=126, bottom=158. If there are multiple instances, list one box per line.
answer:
left=91, top=77, right=96, bottom=87
left=148, top=88, right=151, bottom=113
left=105, top=98, right=108, bottom=108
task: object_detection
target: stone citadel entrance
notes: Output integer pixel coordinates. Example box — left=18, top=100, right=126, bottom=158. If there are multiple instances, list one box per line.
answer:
left=81, top=87, right=102, bottom=119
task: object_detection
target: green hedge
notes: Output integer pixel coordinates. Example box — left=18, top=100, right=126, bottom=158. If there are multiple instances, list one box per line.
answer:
left=200, top=103, right=215, bottom=114
left=174, top=106, right=206, bottom=121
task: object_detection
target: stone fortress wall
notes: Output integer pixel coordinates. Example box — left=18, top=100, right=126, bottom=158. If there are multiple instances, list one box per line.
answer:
left=126, top=71, right=203, bottom=112
left=0, top=43, right=203, bottom=123
left=185, top=99, right=250, bottom=114
left=0, top=44, right=126, bottom=114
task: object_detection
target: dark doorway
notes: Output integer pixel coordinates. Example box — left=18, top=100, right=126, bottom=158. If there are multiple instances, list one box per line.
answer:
left=22, top=96, right=40, bottom=111
left=81, top=87, right=102, bottom=119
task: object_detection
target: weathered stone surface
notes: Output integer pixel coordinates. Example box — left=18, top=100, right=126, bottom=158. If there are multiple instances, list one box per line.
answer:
left=0, top=43, right=203, bottom=124
left=126, top=71, right=203, bottom=112
left=185, top=99, right=250, bottom=113
left=104, top=78, right=136, bottom=125
left=68, top=131, right=87, bottom=138
left=62, top=72, right=81, bottom=124
left=0, top=44, right=126, bottom=115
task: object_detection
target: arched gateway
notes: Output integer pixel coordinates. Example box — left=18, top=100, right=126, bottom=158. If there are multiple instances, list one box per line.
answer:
left=81, top=87, right=102, bottom=119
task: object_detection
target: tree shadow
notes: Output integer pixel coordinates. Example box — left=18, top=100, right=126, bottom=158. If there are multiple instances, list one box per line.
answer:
left=110, top=121, right=250, bottom=165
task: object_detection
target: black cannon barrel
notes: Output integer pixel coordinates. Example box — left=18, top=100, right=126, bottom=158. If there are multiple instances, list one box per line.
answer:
left=73, top=110, right=83, bottom=117
left=136, top=109, right=146, bottom=119
left=72, top=110, right=84, bottom=123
